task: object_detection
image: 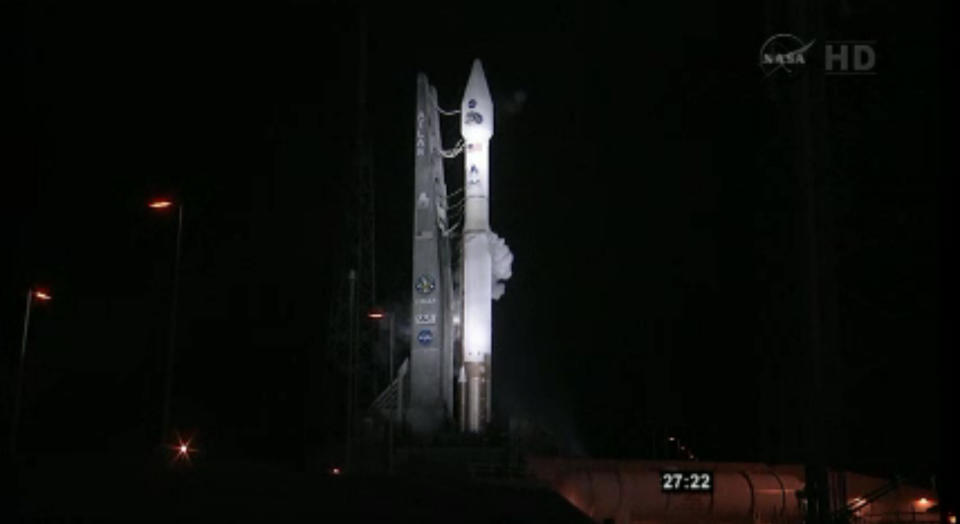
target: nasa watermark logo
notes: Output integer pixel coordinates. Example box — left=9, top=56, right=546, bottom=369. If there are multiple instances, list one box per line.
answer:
left=760, top=34, right=877, bottom=78
left=759, top=34, right=816, bottom=78
left=824, top=41, right=877, bottom=76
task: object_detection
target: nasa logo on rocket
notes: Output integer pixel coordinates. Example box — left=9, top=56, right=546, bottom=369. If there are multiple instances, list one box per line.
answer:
left=417, top=329, right=434, bottom=346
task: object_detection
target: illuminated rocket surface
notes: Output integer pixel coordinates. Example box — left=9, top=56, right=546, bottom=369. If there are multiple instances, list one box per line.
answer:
left=406, top=59, right=510, bottom=436
left=459, top=60, right=495, bottom=432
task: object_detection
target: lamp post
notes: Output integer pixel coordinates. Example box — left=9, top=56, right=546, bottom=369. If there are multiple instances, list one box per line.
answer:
left=367, top=308, right=395, bottom=473
left=10, top=287, right=52, bottom=457
left=149, top=198, right=184, bottom=445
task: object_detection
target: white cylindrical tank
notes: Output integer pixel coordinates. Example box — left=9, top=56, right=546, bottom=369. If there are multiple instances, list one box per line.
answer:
left=549, top=462, right=803, bottom=524
left=531, top=458, right=940, bottom=524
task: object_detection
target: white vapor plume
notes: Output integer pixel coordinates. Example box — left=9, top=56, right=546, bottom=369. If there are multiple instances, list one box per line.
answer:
left=488, top=232, right=513, bottom=300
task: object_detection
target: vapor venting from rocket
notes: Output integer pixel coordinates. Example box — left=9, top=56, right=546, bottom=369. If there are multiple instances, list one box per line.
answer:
left=489, top=232, right=513, bottom=300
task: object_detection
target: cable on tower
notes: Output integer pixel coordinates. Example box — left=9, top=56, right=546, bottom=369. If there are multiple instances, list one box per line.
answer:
left=437, top=139, right=465, bottom=159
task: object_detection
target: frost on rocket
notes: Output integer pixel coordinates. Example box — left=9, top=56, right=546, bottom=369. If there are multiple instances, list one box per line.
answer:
left=489, top=232, right=513, bottom=300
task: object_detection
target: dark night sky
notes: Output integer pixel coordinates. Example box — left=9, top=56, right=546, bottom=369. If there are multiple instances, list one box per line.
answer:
left=1, top=1, right=944, bottom=480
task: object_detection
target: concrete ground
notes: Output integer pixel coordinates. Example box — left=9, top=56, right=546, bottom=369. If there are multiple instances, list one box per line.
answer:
left=9, top=453, right=592, bottom=523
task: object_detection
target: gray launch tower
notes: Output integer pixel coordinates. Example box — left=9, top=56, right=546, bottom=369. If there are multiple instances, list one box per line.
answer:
left=407, top=74, right=457, bottom=435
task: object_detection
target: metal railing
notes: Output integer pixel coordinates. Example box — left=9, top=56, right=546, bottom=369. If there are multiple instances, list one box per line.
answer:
left=849, top=511, right=941, bottom=523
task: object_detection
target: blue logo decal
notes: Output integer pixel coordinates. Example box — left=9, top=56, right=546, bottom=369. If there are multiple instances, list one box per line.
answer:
left=417, top=329, right=434, bottom=346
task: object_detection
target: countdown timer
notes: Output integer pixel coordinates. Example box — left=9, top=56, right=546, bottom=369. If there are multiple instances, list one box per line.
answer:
left=660, top=471, right=713, bottom=492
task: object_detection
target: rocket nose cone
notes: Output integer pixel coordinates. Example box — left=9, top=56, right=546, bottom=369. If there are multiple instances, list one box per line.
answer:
left=461, top=59, right=494, bottom=139
left=463, top=60, right=492, bottom=105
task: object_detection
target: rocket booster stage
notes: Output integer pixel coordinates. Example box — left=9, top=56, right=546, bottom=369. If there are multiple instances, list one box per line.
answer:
left=460, top=60, right=494, bottom=432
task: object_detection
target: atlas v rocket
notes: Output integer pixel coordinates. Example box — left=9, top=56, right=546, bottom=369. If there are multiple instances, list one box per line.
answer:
left=459, top=60, right=495, bottom=432
left=405, top=59, right=508, bottom=436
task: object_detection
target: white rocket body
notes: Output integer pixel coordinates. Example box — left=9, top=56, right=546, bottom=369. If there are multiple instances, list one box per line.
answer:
left=460, top=60, right=494, bottom=432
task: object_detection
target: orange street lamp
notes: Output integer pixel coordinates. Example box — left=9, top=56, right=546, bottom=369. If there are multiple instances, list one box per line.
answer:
left=148, top=199, right=174, bottom=209
left=368, top=307, right=395, bottom=473
left=149, top=197, right=185, bottom=445
left=11, top=286, right=53, bottom=456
